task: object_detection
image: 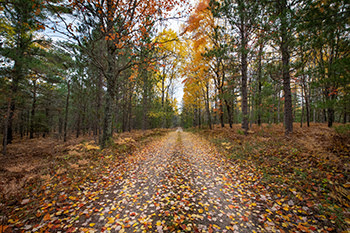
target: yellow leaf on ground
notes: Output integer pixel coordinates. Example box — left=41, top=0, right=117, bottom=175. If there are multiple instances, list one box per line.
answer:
left=345, top=218, right=350, bottom=224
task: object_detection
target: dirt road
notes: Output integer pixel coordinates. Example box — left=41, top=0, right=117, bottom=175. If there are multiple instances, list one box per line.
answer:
left=64, top=131, right=264, bottom=232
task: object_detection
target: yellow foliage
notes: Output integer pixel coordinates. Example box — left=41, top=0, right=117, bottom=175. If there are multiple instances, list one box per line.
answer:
left=85, top=143, right=100, bottom=151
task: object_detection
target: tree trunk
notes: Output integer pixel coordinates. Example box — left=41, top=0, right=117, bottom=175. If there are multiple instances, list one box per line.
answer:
left=344, top=105, right=347, bottom=124
left=43, top=107, right=49, bottom=137
left=328, top=107, right=334, bottom=127
left=128, top=86, right=132, bottom=132
left=121, top=80, right=128, bottom=132
left=142, top=74, right=148, bottom=131
left=64, top=81, right=70, bottom=142
left=257, top=43, right=263, bottom=126
left=279, top=0, right=293, bottom=135
left=76, top=112, right=81, bottom=138
left=225, top=99, right=233, bottom=128
left=6, top=91, right=16, bottom=144
left=300, top=42, right=310, bottom=127
left=249, top=84, right=253, bottom=128
left=240, top=19, right=248, bottom=134
left=2, top=99, right=11, bottom=155
left=101, top=0, right=118, bottom=147
left=205, top=82, right=212, bottom=129
left=313, top=108, right=316, bottom=123
left=304, top=84, right=310, bottom=127
left=277, top=88, right=281, bottom=123
left=6, top=39, right=26, bottom=144
left=58, top=112, right=63, bottom=139
left=101, top=80, right=115, bottom=146
left=323, top=109, right=327, bottom=123
left=198, top=106, right=201, bottom=129
left=82, top=104, right=86, bottom=135
left=274, top=84, right=278, bottom=124
left=19, top=112, right=24, bottom=139
left=193, top=107, right=197, bottom=127
left=219, top=95, right=224, bottom=128
left=30, top=80, right=37, bottom=139
left=301, top=86, right=304, bottom=128
left=161, top=69, right=166, bottom=128
left=96, top=71, right=103, bottom=136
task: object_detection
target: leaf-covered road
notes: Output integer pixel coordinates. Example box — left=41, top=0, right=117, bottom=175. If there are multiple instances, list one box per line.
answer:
left=7, top=130, right=334, bottom=232
left=69, top=130, right=263, bottom=232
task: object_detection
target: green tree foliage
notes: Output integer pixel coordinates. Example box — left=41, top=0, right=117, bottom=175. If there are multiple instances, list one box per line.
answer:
left=0, top=0, right=48, bottom=149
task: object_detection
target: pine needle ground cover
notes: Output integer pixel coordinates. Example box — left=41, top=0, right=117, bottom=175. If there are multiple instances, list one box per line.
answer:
left=194, top=123, right=349, bottom=231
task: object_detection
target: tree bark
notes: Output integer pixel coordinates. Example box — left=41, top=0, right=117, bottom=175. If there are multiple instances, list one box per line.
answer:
left=344, top=105, right=347, bottom=124
left=198, top=105, right=201, bottom=129
left=101, top=78, right=115, bottom=146
left=2, top=99, right=11, bottom=155
left=43, top=107, right=50, bottom=137
left=257, top=43, right=263, bottom=126
left=127, top=85, right=132, bottom=132
left=277, top=87, right=281, bottom=123
left=161, top=66, right=166, bottom=128
left=142, top=73, right=148, bottom=131
left=279, top=0, right=293, bottom=135
left=30, top=80, right=37, bottom=139
left=76, top=112, right=81, bottom=138
left=304, top=83, right=310, bottom=127
left=239, top=3, right=248, bottom=134
left=328, top=106, right=335, bottom=127
left=101, top=0, right=118, bottom=147
left=301, top=86, right=304, bottom=128
left=225, top=99, right=233, bottom=128
left=64, top=80, right=70, bottom=142
left=58, top=112, right=63, bottom=139
left=205, top=82, right=212, bottom=129
left=219, top=94, right=224, bottom=128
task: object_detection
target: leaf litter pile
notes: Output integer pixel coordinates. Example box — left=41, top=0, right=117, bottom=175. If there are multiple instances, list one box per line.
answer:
left=1, top=124, right=349, bottom=232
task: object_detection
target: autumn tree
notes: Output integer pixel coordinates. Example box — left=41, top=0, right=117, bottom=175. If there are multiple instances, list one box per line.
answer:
left=155, top=29, right=186, bottom=128
left=185, top=0, right=232, bottom=128
left=182, top=37, right=213, bottom=129
left=47, top=0, right=188, bottom=147
left=212, top=0, right=261, bottom=133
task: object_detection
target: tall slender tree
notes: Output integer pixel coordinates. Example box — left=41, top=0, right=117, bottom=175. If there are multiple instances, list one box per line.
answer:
left=0, top=0, right=47, bottom=146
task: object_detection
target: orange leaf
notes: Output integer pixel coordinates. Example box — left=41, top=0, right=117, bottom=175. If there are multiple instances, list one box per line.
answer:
left=43, top=213, right=51, bottom=221
left=0, top=226, right=8, bottom=231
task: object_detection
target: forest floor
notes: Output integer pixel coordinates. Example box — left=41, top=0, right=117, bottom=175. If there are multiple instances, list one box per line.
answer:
left=0, top=123, right=349, bottom=233
left=191, top=123, right=350, bottom=232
